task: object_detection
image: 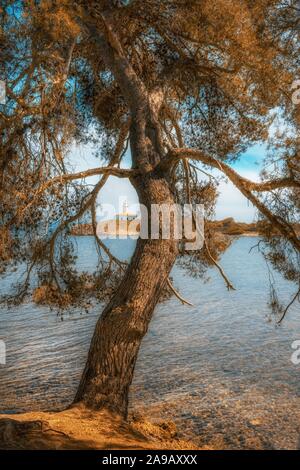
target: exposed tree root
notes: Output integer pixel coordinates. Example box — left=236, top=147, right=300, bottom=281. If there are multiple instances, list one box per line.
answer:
left=0, top=404, right=198, bottom=450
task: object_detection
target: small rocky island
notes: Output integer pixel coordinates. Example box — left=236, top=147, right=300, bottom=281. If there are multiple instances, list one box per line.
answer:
left=70, top=218, right=262, bottom=237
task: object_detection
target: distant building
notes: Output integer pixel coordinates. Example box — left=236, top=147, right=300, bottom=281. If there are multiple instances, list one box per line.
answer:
left=116, top=201, right=137, bottom=222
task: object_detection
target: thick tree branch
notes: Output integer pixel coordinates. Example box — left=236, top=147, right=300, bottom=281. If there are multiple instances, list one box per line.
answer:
left=169, top=149, right=300, bottom=192
left=46, top=166, right=136, bottom=185
left=79, top=11, right=165, bottom=172
left=79, top=10, right=147, bottom=116
left=13, top=166, right=136, bottom=223
left=169, top=148, right=300, bottom=252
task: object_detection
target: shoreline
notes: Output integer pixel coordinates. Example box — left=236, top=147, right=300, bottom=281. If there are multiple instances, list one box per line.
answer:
left=70, top=232, right=261, bottom=238
left=0, top=405, right=199, bottom=450
left=70, top=217, right=284, bottom=238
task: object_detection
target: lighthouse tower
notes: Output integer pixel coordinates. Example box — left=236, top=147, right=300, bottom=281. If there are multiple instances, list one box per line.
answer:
left=116, top=200, right=137, bottom=222
left=123, top=200, right=129, bottom=215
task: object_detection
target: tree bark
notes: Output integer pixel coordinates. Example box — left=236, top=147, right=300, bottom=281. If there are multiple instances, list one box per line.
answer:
left=73, top=13, right=176, bottom=419
left=74, top=168, right=178, bottom=418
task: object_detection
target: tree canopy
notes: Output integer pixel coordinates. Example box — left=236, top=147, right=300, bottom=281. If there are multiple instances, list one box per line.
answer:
left=0, top=0, right=299, bottom=321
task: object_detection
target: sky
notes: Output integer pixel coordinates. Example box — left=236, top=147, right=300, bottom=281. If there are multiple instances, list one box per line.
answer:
left=69, top=141, right=267, bottom=223
left=215, top=144, right=266, bottom=222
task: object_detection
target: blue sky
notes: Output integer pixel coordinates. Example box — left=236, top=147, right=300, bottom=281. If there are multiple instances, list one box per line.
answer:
left=214, top=144, right=266, bottom=222
left=69, top=142, right=267, bottom=223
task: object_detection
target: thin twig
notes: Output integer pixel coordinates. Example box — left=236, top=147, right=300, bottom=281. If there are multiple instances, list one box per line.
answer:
left=167, top=278, right=194, bottom=306
left=277, top=286, right=300, bottom=324
left=204, top=240, right=236, bottom=291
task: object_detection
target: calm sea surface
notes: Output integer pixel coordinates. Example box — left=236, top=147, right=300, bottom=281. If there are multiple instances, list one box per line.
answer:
left=1, top=237, right=300, bottom=449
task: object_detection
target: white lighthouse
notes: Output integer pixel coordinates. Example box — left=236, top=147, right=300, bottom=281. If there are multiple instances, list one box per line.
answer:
left=116, top=200, right=137, bottom=222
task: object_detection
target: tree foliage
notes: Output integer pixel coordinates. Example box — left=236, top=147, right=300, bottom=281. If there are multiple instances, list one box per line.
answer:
left=0, top=0, right=299, bottom=319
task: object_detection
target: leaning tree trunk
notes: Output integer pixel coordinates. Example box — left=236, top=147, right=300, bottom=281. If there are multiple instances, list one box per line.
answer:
left=74, top=168, right=178, bottom=418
